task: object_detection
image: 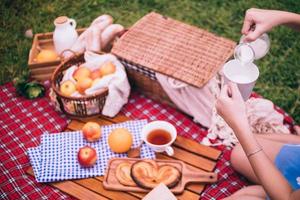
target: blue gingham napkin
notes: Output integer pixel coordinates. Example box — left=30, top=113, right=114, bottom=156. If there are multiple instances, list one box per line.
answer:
left=27, top=120, right=155, bottom=182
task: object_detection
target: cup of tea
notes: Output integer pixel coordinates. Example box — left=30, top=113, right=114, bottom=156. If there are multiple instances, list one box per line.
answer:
left=141, top=121, right=177, bottom=156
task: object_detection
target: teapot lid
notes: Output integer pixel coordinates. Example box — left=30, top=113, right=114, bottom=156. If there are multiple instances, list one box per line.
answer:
left=54, top=16, right=68, bottom=24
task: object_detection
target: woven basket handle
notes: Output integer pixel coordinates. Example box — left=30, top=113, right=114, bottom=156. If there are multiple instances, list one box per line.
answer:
left=167, top=77, right=188, bottom=89
left=59, top=49, right=78, bottom=62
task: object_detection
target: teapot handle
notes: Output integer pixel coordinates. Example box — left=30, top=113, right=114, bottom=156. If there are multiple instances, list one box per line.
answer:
left=69, top=18, right=77, bottom=29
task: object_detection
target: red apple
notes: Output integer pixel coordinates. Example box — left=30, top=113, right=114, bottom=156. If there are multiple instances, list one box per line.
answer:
left=77, top=146, right=97, bottom=167
left=82, top=122, right=102, bottom=142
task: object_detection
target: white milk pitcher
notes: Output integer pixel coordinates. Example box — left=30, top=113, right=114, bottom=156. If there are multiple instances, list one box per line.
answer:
left=53, top=16, right=78, bottom=55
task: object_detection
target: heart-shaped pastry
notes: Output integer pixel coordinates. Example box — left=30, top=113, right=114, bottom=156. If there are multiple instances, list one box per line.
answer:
left=131, top=160, right=181, bottom=189
left=115, top=162, right=136, bottom=186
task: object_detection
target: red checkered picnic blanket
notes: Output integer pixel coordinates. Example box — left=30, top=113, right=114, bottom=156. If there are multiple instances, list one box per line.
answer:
left=0, top=83, right=295, bottom=199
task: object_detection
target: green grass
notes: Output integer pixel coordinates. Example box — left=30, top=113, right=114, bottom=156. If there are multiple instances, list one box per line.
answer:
left=1, top=0, right=299, bottom=123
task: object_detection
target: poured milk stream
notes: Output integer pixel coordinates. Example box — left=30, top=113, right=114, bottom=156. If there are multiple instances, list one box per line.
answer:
left=238, top=45, right=254, bottom=64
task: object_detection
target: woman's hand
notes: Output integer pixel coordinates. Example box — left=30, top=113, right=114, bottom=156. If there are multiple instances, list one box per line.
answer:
left=216, top=82, right=248, bottom=130
left=242, top=8, right=300, bottom=42
left=242, top=8, right=283, bottom=42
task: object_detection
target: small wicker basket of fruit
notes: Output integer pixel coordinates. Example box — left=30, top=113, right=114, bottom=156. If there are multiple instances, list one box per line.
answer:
left=51, top=51, right=127, bottom=118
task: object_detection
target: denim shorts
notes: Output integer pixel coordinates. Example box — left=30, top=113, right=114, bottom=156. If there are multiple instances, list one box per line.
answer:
left=274, top=144, right=300, bottom=190
left=266, top=144, right=300, bottom=199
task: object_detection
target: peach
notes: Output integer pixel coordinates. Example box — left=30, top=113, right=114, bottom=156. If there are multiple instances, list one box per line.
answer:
left=100, top=62, right=116, bottom=77
left=90, top=69, right=102, bottom=80
left=60, top=80, right=76, bottom=96
left=77, top=146, right=97, bottom=167
left=73, top=67, right=91, bottom=81
left=82, top=122, right=102, bottom=142
left=76, top=77, right=92, bottom=94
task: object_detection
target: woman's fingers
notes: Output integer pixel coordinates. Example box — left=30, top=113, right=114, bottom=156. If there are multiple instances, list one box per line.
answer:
left=244, top=31, right=260, bottom=42
left=228, top=82, right=243, bottom=100
left=243, top=25, right=265, bottom=42
left=227, top=84, right=232, bottom=97
left=242, top=17, right=254, bottom=35
left=221, top=82, right=238, bottom=99
left=220, top=84, right=230, bottom=98
left=228, top=82, right=237, bottom=95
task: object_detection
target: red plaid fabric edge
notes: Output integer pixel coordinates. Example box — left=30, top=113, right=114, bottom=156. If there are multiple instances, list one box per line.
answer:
left=0, top=83, right=72, bottom=200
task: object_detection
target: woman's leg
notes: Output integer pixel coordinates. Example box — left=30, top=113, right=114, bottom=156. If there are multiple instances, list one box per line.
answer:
left=228, top=131, right=300, bottom=198
left=230, top=137, right=284, bottom=183
left=256, top=133, right=300, bottom=144
left=223, top=185, right=266, bottom=200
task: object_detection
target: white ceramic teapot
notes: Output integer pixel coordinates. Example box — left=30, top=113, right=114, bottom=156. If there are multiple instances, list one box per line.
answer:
left=53, top=16, right=78, bottom=55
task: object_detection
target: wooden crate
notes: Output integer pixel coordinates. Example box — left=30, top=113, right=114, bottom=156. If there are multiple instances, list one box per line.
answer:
left=27, top=114, right=221, bottom=200
left=28, top=28, right=86, bottom=81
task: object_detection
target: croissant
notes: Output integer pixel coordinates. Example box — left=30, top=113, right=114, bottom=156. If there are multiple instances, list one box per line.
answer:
left=115, top=162, right=136, bottom=187
left=130, top=160, right=181, bottom=189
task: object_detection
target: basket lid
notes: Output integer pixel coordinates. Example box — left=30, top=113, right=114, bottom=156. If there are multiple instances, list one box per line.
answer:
left=112, top=12, right=236, bottom=88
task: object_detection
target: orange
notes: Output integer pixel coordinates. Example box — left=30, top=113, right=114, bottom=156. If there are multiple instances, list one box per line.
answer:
left=108, top=128, right=133, bottom=153
left=36, top=49, right=58, bottom=63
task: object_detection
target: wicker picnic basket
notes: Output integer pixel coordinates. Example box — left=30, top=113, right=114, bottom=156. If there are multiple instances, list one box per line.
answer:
left=51, top=52, right=108, bottom=118
left=112, top=12, right=236, bottom=107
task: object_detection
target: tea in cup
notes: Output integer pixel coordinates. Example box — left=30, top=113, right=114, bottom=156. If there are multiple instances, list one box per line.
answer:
left=141, top=121, right=177, bottom=156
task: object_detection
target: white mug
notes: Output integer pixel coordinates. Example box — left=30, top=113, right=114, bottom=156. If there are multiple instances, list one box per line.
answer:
left=223, top=59, right=259, bottom=101
left=141, top=121, right=177, bottom=156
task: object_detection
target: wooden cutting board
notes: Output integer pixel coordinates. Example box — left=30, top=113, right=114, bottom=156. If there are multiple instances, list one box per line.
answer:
left=103, top=158, right=217, bottom=194
left=27, top=114, right=222, bottom=200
